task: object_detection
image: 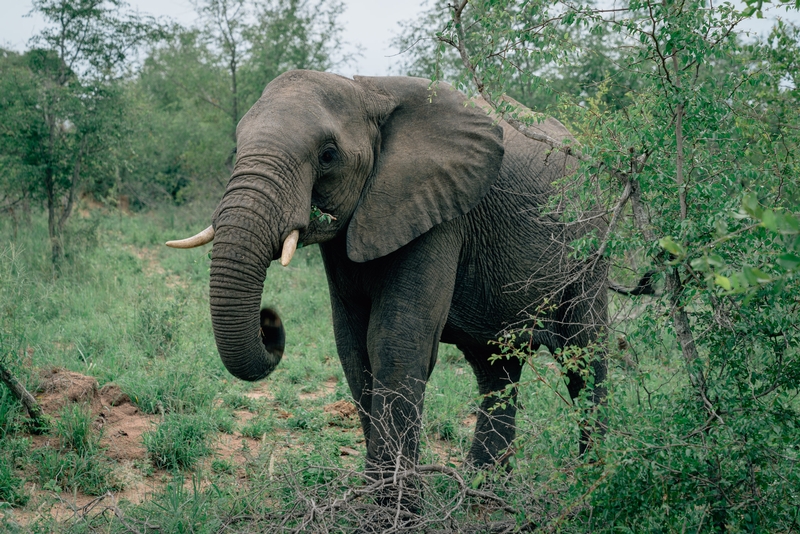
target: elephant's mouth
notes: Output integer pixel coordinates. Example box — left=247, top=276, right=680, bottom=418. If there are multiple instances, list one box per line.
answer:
left=166, top=226, right=301, bottom=267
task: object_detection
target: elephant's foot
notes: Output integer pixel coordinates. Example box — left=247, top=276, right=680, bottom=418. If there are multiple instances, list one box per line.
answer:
left=364, top=460, right=423, bottom=516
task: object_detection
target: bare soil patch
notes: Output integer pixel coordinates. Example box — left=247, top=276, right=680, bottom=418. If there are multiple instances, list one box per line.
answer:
left=9, top=368, right=363, bottom=527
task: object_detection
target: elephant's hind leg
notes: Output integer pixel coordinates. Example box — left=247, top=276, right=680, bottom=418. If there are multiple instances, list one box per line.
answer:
left=462, top=344, right=524, bottom=468
left=557, top=279, right=609, bottom=455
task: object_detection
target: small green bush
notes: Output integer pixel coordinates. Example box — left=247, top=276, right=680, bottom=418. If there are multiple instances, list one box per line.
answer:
left=123, top=366, right=218, bottom=415
left=211, top=458, right=235, bottom=474
left=221, top=391, right=258, bottom=411
left=143, top=414, right=212, bottom=470
left=134, top=288, right=182, bottom=358
left=31, top=447, right=121, bottom=496
left=0, top=387, right=23, bottom=438
left=273, top=382, right=297, bottom=407
left=240, top=416, right=275, bottom=439
left=55, top=404, right=99, bottom=456
left=0, top=449, right=28, bottom=506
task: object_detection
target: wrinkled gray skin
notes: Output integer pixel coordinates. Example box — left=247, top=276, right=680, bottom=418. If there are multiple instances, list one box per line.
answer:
left=210, top=70, right=608, bottom=475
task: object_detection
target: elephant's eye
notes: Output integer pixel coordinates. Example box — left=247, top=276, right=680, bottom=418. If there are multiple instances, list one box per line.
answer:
left=319, top=147, right=337, bottom=167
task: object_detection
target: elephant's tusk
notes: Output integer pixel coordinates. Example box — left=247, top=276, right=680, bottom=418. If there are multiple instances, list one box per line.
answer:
left=280, top=230, right=300, bottom=267
left=165, top=225, right=215, bottom=249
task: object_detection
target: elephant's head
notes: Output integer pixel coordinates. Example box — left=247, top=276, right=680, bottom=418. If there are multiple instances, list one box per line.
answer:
left=168, top=70, right=504, bottom=381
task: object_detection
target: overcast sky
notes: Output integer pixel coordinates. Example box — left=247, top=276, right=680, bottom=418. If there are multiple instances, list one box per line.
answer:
left=0, top=0, right=429, bottom=77
left=0, top=0, right=796, bottom=78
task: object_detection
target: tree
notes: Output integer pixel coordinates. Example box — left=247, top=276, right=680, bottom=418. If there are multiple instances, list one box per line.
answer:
left=392, top=0, right=643, bottom=112
left=0, top=0, right=161, bottom=266
left=130, top=0, right=350, bottom=203
left=194, top=0, right=350, bottom=148
left=400, top=0, right=800, bottom=529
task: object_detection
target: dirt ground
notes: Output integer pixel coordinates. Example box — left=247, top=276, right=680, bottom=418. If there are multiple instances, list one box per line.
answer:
left=3, top=368, right=364, bottom=527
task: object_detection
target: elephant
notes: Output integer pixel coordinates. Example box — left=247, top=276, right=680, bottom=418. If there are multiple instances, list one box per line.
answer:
left=167, top=70, right=608, bottom=476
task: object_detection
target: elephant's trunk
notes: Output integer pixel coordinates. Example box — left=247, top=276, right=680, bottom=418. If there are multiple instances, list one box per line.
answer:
left=209, top=194, right=287, bottom=381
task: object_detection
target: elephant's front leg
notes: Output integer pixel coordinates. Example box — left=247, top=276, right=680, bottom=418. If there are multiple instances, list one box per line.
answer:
left=362, top=236, right=460, bottom=480
left=327, top=290, right=374, bottom=447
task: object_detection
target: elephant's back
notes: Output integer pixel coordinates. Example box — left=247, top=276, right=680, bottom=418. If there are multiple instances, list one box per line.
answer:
left=446, top=121, right=593, bottom=342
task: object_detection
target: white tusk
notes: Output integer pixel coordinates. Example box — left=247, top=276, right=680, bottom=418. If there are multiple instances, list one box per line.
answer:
left=165, top=225, right=215, bottom=249
left=280, top=230, right=300, bottom=266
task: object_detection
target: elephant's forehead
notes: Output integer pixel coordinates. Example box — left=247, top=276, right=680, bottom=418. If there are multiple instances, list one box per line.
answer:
left=259, top=71, right=362, bottom=115
left=237, top=73, right=368, bottom=147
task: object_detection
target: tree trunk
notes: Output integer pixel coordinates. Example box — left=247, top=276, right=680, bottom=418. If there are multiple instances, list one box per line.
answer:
left=45, top=166, right=63, bottom=266
left=0, top=361, right=49, bottom=433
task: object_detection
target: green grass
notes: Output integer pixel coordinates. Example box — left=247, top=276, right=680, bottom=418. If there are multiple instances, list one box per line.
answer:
left=239, top=416, right=275, bottom=439
left=1, top=202, right=798, bottom=532
left=143, top=413, right=214, bottom=470
left=0, top=437, right=29, bottom=506
left=55, top=404, right=98, bottom=455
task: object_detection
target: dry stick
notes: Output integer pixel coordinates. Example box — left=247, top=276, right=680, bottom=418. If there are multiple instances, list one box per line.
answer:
left=0, top=359, right=48, bottom=432
left=289, top=463, right=517, bottom=532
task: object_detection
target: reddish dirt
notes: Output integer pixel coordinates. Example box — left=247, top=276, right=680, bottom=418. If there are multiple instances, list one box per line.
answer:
left=31, top=369, right=155, bottom=462
left=8, top=369, right=478, bottom=528
left=6, top=368, right=368, bottom=527
left=300, top=376, right=339, bottom=401
left=324, top=399, right=357, bottom=419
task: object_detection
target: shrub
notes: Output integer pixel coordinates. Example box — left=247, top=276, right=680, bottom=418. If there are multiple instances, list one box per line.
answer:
left=143, top=414, right=212, bottom=470
left=55, top=403, right=99, bottom=456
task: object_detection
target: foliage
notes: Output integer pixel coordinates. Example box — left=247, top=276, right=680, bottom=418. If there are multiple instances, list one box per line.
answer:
left=133, top=287, right=183, bottom=358
left=31, top=446, right=122, bottom=496
left=125, top=0, right=351, bottom=206
left=239, top=416, right=276, bottom=439
left=392, top=0, right=643, bottom=112
left=394, top=0, right=800, bottom=530
left=0, top=437, right=30, bottom=506
left=55, top=403, right=100, bottom=456
left=0, top=1, right=161, bottom=266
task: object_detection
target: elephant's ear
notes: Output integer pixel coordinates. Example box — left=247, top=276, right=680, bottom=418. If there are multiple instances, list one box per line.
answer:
left=346, top=76, right=504, bottom=263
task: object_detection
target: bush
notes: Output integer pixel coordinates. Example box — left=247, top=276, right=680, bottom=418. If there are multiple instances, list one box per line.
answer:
left=55, top=404, right=99, bottom=456
left=143, top=413, right=213, bottom=470
left=31, top=447, right=122, bottom=496
left=240, top=416, right=275, bottom=439
left=134, top=288, right=182, bottom=358
left=0, top=440, right=28, bottom=506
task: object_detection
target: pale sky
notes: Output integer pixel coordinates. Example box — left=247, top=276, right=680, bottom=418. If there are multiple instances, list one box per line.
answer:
left=0, top=0, right=796, bottom=77
left=0, top=0, right=429, bottom=77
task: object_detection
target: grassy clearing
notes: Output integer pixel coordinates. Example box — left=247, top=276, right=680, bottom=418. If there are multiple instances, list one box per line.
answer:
left=1, top=202, right=797, bottom=532
left=0, top=202, right=574, bottom=530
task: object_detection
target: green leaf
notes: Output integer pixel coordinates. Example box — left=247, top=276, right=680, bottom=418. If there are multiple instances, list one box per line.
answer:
left=658, top=236, right=685, bottom=257
left=777, top=213, right=800, bottom=235
left=776, top=253, right=800, bottom=270
left=742, top=193, right=763, bottom=219
left=692, top=254, right=726, bottom=272
left=762, top=209, right=778, bottom=231
left=742, top=267, right=771, bottom=285
left=714, top=274, right=732, bottom=291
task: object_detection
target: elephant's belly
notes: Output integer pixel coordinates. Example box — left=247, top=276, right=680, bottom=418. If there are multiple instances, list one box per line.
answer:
left=443, top=262, right=560, bottom=351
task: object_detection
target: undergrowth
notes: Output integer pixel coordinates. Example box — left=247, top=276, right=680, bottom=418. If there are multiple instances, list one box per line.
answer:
left=0, top=203, right=797, bottom=533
